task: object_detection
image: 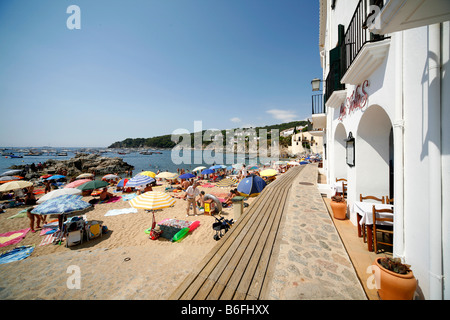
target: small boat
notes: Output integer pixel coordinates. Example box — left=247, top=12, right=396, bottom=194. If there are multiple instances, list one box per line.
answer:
left=10, top=155, right=23, bottom=158
left=57, top=152, right=67, bottom=156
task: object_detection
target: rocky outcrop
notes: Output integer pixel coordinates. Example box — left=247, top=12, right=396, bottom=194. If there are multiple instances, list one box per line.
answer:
left=11, top=154, right=134, bottom=179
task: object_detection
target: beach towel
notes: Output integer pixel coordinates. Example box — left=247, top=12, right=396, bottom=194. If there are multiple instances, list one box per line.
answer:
left=39, top=231, right=63, bottom=246
left=7, top=210, right=28, bottom=219
left=40, top=228, right=57, bottom=236
left=121, top=193, right=137, bottom=201
left=0, top=245, right=34, bottom=265
left=105, top=208, right=138, bottom=217
left=200, top=184, right=215, bottom=188
left=0, top=228, right=30, bottom=248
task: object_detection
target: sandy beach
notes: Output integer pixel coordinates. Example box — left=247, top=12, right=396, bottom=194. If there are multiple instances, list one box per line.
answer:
left=0, top=182, right=255, bottom=299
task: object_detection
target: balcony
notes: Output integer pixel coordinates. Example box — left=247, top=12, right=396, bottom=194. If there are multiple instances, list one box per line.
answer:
left=312, top=94, right=326, bottom=130
left=340, top=0, right=390, bottom=85
left=325, top=60, right=346, bottom=109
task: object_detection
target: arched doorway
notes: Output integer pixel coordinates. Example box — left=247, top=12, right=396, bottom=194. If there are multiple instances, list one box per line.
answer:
left=356, top=105, right=393, bottom=198
left=334, top=123, right=347, bottom=181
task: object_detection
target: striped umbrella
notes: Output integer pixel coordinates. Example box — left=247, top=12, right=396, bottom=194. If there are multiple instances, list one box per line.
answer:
left=215, top=178, right=238, bottom=188
left=37, top=188, right=82, bottom=204
left=126, top=175, right=155, bottom=187
left=31, top=194, right=90, bottom=215
left=138, top=171, right=156, bottom=178
left=129, top=191, right=176, bottom=210
left=0, top=180, right=33, bottom=192
left=116, top=178, right=129, bottom=188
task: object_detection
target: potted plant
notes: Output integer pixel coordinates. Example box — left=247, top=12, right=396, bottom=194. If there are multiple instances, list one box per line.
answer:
left=373, top=257, right=417, bottom=300
left=330, top=195, right=347, bottom=220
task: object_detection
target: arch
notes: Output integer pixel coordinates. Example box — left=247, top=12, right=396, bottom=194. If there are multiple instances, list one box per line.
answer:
left=356, top=105, right=393, bottom=198
left=334, top=122, right=347, bottom=180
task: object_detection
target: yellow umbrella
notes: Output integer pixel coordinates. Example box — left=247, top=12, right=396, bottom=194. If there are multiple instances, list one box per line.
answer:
left=129, top=191, right=176, bottom=210
left=0, top=180, right=33, bottom=192
left=138, top=171, right=156, bottom=178
left=260, top=169, right=278, bottom=177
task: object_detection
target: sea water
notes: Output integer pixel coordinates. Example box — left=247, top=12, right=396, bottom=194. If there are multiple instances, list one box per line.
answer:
left=0, top=148, right=276, bottom=177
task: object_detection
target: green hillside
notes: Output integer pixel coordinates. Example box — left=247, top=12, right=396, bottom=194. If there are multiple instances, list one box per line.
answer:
left=108, top=120, right=308, bottom=149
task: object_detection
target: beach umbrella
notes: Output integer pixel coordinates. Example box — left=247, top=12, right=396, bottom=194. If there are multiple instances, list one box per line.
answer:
left=116, top=178, right=129, bottom=188
left=0, top=176, right=21, bottom=182
left=129, top=191, right=176, bottom=210
left=210, top=165, right=226, bottom=170
left=76, top=179, right=109, bottom=191
left=260, top=169, right=278, bottom=177
left=40, top=174, right=52, bottom=179
left=1, top=169, right=23, bottom=177
left=32, top=194, right=90, bottom=215
left=300, top=161, right=309, bottom=165
left=192, top=166, right=206, bottom=172
left=237, top=175, right=266, bottom=197
left=64, top=179, right=92, bottom=189
left=0, top=180, right=33, bottom=192
left=46, top=175, right=66, bottom=180
left=288, top=161, right=300, bottom=166
left=232, top=163, right=244, bottom=169
left=200, top=169, right=214, bottom=175
left=155, top=172, right=178, bottom=179
left=102, top=174, right=119, bottom=180
left=178, top=173, right=195, bottom=180
left=138, top=171, right=156, bottom=178
left=76, top=173, right=94, bottom=179
left=126, top=175, right=155, bottom=187
left=215, top=178, right=238, bottom=188
left=248, top=165, right=259, bottom=170
left=36, top=188, right=82, bottom=204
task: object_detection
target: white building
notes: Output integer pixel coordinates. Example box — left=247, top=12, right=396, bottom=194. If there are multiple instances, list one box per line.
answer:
left=315, top=0, right=450, bottom=300
left=290, top=130, right=324, bottom=156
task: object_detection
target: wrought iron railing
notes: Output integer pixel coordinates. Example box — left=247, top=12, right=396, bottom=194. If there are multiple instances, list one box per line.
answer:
left=342, top=0, right=388, bottom=76
left=312, top=93, right=325, bottom=115
left=325, top=60, right=345, bottom=103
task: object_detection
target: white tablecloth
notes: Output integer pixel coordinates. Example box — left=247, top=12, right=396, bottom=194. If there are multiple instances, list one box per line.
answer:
left=352, top=201, right=394, bottom=226
left=332, top=182, right=344, bottom=193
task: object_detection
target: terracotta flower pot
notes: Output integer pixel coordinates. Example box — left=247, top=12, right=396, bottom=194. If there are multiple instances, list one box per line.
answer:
left=330, top=200, right=347, bottom=220
left=373, top=258, right=417, bottom=300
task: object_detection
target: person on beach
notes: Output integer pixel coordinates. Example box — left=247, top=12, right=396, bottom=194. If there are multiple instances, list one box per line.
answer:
left=25, top=190, right=37, bottom=205
left=223, top=189, right=237, bottom=207
left=99, top=187, right=112, bottom=201
left=143, top=184, right=153, bottom=193
left=197, top=190, right=205, bottom=208
left=181, top=179, right=190, bottom=191
left=240, top=165, right=247, bottom=180
left=26, top=207, right=41, bottom=233
left=184, top=182, right=200, bottom=216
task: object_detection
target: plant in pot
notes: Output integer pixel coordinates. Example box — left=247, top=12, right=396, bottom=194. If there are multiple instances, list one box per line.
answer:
left=373, top=257, right=417, bottom=300
left=330, top=195, right=347, bottom=220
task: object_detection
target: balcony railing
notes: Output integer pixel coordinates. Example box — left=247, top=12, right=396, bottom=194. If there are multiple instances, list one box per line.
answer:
left=342, top=0, right=388, bottom=76
left=325, top=60, right=345, bottom=103
left=312, top=93, right=325, bottom=115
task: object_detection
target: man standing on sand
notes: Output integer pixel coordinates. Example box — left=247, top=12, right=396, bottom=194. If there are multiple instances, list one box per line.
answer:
left=184, top=181, right=200, bottom=217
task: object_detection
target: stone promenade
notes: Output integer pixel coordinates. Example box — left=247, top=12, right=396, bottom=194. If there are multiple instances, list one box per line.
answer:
left=264, top=164, right=367, bottom=299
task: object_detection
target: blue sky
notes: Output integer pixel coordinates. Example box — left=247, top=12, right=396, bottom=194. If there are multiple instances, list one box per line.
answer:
left=0, top=0, right=322, bottom=147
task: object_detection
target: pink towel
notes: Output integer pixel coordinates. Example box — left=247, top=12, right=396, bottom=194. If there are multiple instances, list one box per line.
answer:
left=0, top=228, right=30, bottom=247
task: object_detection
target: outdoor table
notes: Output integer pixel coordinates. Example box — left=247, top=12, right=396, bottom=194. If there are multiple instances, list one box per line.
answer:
left=352, top=201, right=394, bottom=251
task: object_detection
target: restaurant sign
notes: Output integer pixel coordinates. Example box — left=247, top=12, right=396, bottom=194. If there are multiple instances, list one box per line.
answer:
left=338, top=80, right=369, bottom=121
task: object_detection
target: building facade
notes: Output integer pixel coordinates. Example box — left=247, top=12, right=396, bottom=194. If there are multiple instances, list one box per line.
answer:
left=316, top=0, right=450, bottom=299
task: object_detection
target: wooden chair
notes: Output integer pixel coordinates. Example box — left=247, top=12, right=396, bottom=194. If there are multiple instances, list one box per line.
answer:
left=359, top=195, right=385, bottom=242
left=342, top=181, right=347, bottom=199
left=385, top=196, right=394, bottom=204
left=372, top=206, right=394, bottom=253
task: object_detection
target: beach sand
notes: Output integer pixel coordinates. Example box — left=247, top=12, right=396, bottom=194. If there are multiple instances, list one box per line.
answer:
left=0, top=183, right=254, bottom=299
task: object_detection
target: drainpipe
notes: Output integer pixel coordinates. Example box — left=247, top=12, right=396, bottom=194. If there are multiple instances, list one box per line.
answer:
left=428, top=23, right=443, bottom=300
left=393, top=31, right=405, bottom=261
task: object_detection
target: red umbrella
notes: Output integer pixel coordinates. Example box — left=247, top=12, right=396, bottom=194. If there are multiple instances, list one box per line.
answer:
left=40, top=174, right=52, bottom=179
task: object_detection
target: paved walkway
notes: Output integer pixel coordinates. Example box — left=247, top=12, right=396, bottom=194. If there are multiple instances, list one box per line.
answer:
left=263, top=164, right=367, bottom=299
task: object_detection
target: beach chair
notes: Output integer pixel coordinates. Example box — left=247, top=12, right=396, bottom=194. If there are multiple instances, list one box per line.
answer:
left=65, top=229, right=83, bottom=247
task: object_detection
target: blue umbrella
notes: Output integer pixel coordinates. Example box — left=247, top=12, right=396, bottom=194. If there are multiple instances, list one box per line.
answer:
left=126, top=175, right=155, bottom=187
left=300, top=161, right=309, bottom=165
left=31, top=194, right=90, bottom=215
left=117, top=178, right=129, bottom=188
left=201, top=169, right=214, bottom=175
left=46, top=175, right=66, bottom=180
left=178, top=173, right=195, bottom=179
left=210, top=165, right=226, bottom=170
left=237, top=174, right=266, bottom=197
